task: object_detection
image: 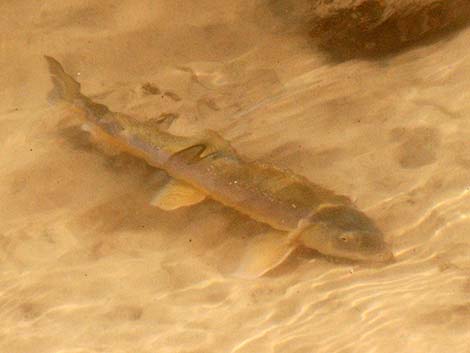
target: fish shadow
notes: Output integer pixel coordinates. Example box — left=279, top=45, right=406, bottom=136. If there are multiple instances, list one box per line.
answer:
left=55, top=126, right=276, bottom=263
left=56, top=124, right=391, bottom=273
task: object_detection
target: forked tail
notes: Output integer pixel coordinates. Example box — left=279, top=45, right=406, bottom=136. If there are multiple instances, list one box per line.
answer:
left=44, top=56, right=83, bottom=104
left=44, top=55, right=114, bottom=130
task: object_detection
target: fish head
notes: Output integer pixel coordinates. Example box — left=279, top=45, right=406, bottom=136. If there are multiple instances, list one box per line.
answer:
left=298, top=205, right=394, bottom=263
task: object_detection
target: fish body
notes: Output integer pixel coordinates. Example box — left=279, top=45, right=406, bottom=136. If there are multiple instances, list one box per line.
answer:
left=45, top=56, right=393, bottom=277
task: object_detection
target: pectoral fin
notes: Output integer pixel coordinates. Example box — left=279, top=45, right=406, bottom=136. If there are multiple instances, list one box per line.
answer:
left=150, top=179, right=206, bottom=210
left=235, top=230, right=297, bottom=279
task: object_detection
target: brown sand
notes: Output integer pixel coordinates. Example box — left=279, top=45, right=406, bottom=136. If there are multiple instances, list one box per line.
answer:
left=1, top=1, right=470, bottom=352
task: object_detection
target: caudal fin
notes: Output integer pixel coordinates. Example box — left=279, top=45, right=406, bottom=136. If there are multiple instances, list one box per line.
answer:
left=44, top=55, right=82, bottom=104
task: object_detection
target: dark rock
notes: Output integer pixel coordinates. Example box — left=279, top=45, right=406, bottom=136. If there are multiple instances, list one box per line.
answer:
left=307, top=0, right=470, bottom=58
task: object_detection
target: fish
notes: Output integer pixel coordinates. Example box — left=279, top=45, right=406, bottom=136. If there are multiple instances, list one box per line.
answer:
left=44, top=55, right=394, bottom=278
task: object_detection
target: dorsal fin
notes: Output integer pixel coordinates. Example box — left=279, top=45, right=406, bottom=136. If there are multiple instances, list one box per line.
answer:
left=200, top=129, right=236, bottom=155
left=169, top=144, right=207, bottom=163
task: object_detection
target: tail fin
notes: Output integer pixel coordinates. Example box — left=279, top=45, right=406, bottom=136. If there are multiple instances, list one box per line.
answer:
left=44, top=55, right=82, bottom=104
left=44, top=55, right=115, bottom=130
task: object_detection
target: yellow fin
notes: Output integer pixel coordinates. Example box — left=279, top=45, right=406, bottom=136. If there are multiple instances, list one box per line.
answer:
left=150, top=179, right=206, bottom=210
left=234, top=230, right=297, bottom=279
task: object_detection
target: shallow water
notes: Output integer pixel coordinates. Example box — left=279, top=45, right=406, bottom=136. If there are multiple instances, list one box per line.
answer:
left=2, top=1, right=470, bottom=352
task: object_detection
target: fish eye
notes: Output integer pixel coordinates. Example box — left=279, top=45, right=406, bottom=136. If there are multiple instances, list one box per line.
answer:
left=339, top=233, right=356, bottom=243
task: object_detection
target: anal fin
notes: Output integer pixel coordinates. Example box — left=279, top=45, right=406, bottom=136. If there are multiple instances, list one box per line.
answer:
left=81, top=123, right=121, bottom=156
left=150, top=179, right=206, bottom=210
left=234, top=230, right=297, bottom=279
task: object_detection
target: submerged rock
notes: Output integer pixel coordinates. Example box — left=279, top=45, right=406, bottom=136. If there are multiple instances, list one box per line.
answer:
left=267, top=0, right=470, bottom=59
left=308, top=0, right=470, bottom=58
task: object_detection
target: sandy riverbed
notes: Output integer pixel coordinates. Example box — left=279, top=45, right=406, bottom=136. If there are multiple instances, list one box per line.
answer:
left=1, top=1, right=470, bottom=352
